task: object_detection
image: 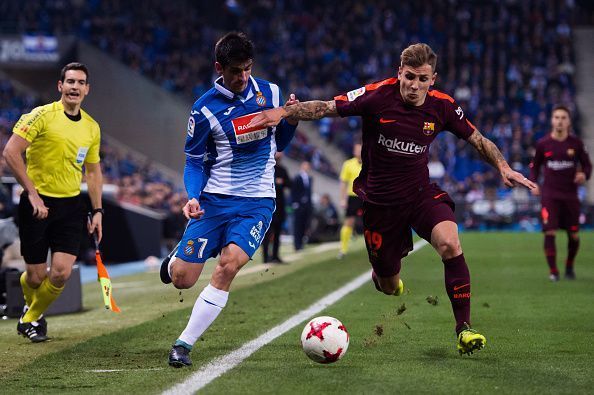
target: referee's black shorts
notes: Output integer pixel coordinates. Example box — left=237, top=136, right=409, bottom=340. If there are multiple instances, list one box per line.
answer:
left=18, top=192, right=86, bottom=264
left=345, top=195, right=363, bottom=217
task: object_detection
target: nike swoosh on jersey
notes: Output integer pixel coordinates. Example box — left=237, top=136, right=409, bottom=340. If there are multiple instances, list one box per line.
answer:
left=379, top=118, right=396, bottom=124
left=453, top=283, right=470, bottom=291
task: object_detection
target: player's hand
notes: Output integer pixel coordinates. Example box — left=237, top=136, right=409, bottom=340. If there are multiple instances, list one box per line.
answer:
left=247, top=107, right=287, bottom=129
left=28, top=191, right=49, bottom=219
left=340, top=198, right=347, bottom=209
left=87, top=212, right=103, bottom=243
left=285, top=93, right=300, bottom=125
left=500, top=168, right=537, bottom=190
left=530, top=185, right=541, bottom=196
left=183, top=198, right=205, bottom=220
left=574, top=171, right=586, bottom=185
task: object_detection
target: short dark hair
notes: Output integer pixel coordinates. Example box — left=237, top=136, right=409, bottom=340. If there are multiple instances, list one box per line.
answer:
left=215, top=32, right=254, bottom=68
left=552, top=104, right=571, bottom=117
left=60, top=62, right=89, bottom=83
left=401, top=43, right=437, bottom=72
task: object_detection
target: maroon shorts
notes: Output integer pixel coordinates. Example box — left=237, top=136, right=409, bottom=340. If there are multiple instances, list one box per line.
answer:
left=362, top=183, right=456, bottom=277
left=540, top=196, right=580, bottom=232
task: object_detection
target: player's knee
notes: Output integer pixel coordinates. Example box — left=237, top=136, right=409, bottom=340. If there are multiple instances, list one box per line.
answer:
left=215, top=257, right=242, bottom=280
left=25, top=269, right=45, bottom=288
left=49, top=268, right=71, bottom=287
left=436, top=237, right=462, bottom=259
left=171, top=268, right=197, bottom=289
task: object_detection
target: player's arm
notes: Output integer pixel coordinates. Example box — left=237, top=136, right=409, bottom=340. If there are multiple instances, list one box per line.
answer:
left=467, top=129, right=536, bottom=190
left=2, top=134, right=49, bottom=219
left=85, top=162, right=104, bottom=242
left=275, top=94, right=300, bottom=151
left=528, top=143, right=544, bottom=195
left=182, top=109, right=211, bottom=220
left=339, top=162, right=349, bottom=209
left=249, top=100, right=338, bottom=129
left=575, top=142, right=592, bottom=184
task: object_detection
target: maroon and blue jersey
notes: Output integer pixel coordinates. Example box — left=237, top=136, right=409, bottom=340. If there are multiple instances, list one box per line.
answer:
left=335, top=78, right=475, bottom=205
left=529, top=134, right=592, bottom=200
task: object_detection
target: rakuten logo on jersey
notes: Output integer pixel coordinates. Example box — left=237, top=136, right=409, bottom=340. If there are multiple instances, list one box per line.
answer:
left=547, top=160, right=574, bottom=171
left=378, top=133, right=427, bottom=155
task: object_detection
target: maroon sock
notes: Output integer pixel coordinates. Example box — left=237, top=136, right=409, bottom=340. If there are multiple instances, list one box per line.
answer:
left=544, top=235, right=558, bottom=275
left=566, top=237, right=579, bottom=269
left=443, top=254, right=471, bottom=334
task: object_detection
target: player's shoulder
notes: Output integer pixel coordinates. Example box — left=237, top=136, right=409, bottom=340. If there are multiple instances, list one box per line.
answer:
left=30, top=102, right=58, bottom=118
left=19, top=101, right=59, bottom=124
left=346, top=157, right=360, bottom=167
left=427, top=88, right=456, bottom=105
left=252, top=76, right=277, bottom=90
left=80, top=108, right=99, bottom=127
left=336, top=77, right=398, bottom=102
left=567, top=134, right=584, bottom=145
left=535, top=134, right=553, bottom=146
left=191, top=87, right=219, bottom=113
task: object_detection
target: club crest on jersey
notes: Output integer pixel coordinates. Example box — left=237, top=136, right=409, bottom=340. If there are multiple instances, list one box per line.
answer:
left=567, top=148, right=575, bottom=157
left=347, top=87, right=365, bottom=102
left=256, top=92, right=267, bottom=106
left=231, top=112, right=268, bottom=144
left=184, top=240, right=195, bottom=256
left=422, top=122, right=435, bottom=136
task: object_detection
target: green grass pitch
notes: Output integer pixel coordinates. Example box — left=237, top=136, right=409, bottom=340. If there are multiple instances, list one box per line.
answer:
left=1, top=232, right=592, bottom=394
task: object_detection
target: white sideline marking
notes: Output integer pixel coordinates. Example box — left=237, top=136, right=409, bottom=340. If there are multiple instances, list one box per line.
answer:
left=163, top=239, right=429, bottom=395
left=87, top=368, right=164, bottom=373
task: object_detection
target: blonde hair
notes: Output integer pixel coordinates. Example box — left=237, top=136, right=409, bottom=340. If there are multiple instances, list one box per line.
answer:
left=400, top=43, right=437, bottom=72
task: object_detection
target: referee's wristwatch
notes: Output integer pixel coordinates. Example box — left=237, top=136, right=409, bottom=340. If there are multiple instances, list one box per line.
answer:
left=92, top=208, right=105, bottom=216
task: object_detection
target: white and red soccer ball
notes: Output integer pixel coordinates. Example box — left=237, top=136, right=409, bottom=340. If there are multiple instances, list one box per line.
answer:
left=300, top=316, right=349, bottom=363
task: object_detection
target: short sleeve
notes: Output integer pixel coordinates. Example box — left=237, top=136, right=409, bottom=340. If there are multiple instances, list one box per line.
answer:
left=442, top=97, right=475, bottom=140
left=335, top=86, right=374, bottom=117
left=184, top=107, right=211, bottom=159
left=85, top=123, right=101, bottom=164
left=12, top=106, right=46, bottom=143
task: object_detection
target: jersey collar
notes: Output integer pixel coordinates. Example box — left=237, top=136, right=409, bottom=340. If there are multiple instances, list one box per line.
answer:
left=214, top=76, right=260, bottom=103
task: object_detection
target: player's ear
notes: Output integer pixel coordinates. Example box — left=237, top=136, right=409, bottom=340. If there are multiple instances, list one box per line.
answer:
left=397, top=66, right=403, bottom=79
left=430, top=72, right=437, bottom=86
left=57, top=80, right=63, bottom=93
left=214, top=62, right=224, bottom=76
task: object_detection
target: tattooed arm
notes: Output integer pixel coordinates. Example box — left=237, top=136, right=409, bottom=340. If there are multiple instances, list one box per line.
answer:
left=283, top=100, right=338, bottom=120
left=467, top=129, right=537, bottom=190
left=247, top=100, right=338, bottom=128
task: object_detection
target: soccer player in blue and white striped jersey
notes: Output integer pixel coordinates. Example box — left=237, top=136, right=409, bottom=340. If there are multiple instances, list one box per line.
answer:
left=160, top=32, right=299, bottom=367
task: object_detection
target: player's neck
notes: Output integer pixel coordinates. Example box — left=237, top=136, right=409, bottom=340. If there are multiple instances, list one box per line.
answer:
left=550, top=130, right=568, bottom=141
left=61, top=100, right=81, bottom=116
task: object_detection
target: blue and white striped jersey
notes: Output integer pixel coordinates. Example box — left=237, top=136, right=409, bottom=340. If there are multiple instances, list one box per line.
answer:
left=184, top=75, right=296, bottom=199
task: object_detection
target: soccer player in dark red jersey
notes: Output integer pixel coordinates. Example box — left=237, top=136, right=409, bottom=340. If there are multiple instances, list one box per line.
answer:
left=529, top=105, right=592, bottom=281
left=248, top=43, right=536, bottom=355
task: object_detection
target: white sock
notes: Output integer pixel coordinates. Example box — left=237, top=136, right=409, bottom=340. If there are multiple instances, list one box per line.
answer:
left=168, top=256, right=176, bottom=278
left=178, top=284, right=229, bottom=346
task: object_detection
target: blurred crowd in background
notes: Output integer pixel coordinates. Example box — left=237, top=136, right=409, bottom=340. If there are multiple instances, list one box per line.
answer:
left=0, top=0, right=592, bottom=236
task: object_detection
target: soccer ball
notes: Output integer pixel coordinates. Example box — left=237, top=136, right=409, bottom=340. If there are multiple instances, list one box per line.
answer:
left=300, top=316, right=349, bottom=364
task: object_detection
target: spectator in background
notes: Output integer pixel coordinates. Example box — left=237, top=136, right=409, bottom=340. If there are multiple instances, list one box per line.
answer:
left=338, top=141, right=362, bottom=259
left=309, top=193, right=339, bottom=243
left=262, top=152, right=291, bottom=263
left=291, top=161, right=313, bottom=251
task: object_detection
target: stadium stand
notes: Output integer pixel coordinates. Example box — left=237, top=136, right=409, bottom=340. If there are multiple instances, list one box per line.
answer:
left=1, top=0, right=591, bottom=229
